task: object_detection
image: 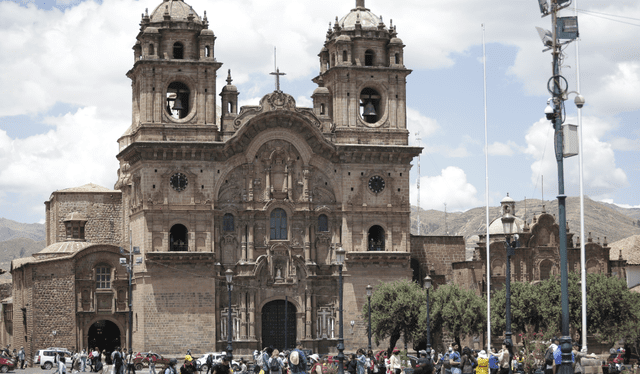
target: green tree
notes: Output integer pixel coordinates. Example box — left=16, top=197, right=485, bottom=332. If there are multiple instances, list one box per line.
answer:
left=415, top=283, right=486, bottom=349
left=490, top=280, right=543, bottom=336
left=363, top=279, right=425, bottom=353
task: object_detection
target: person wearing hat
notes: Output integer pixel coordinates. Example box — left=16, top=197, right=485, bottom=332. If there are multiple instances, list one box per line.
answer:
left=289, top=342, right=307, bottom=374
left=181, top=354, right=196, bottom=374
left=309, top=355, right=322, bottom=374
left=476, top=351, right=489, bottom=374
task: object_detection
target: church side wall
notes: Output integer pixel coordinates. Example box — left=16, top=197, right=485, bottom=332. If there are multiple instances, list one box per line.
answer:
left=342, top=261, right=412, bottom=351
left=11, top=266, right=34, bottom=363
left=50, top=192, right=123, bottom=246
left=410, top=236, right=466, bottom=284
left=31, top=261, right=76, bottom=353
left=135, top=267, right=216, bottom=354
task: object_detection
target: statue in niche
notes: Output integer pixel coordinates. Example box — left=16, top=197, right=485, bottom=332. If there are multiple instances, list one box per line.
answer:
left=275, top=266, right=283, bottom=280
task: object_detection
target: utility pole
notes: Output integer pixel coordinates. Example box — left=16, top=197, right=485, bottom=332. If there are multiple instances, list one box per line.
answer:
left=416, top=132, right=421, bottom=236
left=536, top=1, right=583, bottom=373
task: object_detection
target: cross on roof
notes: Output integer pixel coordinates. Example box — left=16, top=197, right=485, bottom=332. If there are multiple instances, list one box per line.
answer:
left=270, top=67, right=286, bottom=92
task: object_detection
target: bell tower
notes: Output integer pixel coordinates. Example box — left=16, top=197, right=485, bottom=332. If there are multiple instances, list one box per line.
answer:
left=123, top=0, right=222, bottom=144
left=313, top=0, right=411, bottom=146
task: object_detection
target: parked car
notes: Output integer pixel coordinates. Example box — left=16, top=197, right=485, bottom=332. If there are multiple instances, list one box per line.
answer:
left=33, top=348, right=72, bottom=370
left=0, top=354, right=15, bottom=373
left=133, top=353, right=172, bottom=371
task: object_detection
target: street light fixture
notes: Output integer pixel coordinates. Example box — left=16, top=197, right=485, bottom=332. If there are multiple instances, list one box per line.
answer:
left=500, top=208, right=515, bottom=374
left=225, top=269, right=234, bottom=361
left=336, top=247, right=346, bottom=374
left=366, top=284, right=373, bottom=352
left=423, top=275, right=432, bottom=359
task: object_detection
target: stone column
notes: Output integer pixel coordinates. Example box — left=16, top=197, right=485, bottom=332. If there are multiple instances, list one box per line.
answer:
left=248, top=221, right=255, bottom=262
left=241, top=223, right=247, bottom=261
left=240, top=291, right=248, bottom=340
left=286, top=162, right=293, bottom=200
left=305, top=290, right=312, bottom=339
left=310, top=225, right=316, bottom=263
left=304, top=224, right=311, bottom=262
left=265, top=166, right=271, bottom=200
left=249, top=291, right=256, bottom=340
left=303, top=168, right=310, bottom=202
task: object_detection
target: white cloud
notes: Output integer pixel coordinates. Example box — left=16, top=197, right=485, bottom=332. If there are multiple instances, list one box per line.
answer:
left=411, top=166, right=482, bottom=212
left=524, top=115, right=628, bottom=200
left=488, top=140, right=519, bottom=156
left=0, top=106, right=120, bottom=210
left=407, top=107, right=440, bottom=145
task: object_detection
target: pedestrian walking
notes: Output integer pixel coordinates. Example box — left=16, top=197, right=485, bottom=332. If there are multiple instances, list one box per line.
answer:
left=80, top=349, right=88, bottom=372
left=476, top=351, right=489, bottom=374
left=147, top=353, right=157, bottom=374
left=17, top=347, right=25, bottom=369
left=288, top=342, right=307, bottom=374
left=488, top=349, right=499, bottom=374
left=389, top=349, right=401, bottom=374
left=165, top=359, right=178, bottom=374
left=461, top=347, right=476, bottom=374
left=356, top=349, right=367, bottom=374
left=269, top=350, right=284, bottom=374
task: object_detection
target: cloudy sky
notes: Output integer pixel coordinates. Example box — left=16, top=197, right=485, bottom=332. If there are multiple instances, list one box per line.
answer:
left=0, top=0, right=638, bottom=224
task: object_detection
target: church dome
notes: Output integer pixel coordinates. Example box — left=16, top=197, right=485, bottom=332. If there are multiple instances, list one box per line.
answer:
left=143, top=26, right=159, bottom=34
left=338, top=1, right=382, bottom=30
left=389, top=37, right=403, bottom=45
left=150, top=0, right=202, bottom=24
left=501, top=195, right=515, bottom=203
left=35, top=241, right=92, bottom=258
left=200, top=29, right=214, bottom=36
left=488, top=216, right=525, bottom=235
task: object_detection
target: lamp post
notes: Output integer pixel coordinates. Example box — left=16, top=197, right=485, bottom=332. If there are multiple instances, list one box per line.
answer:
left=536, top=1, right=581, bottom=372
left=501, top=209, right=515, bottom=374
left=366, top=284, right=373, bottom=352
left=225, top=269, right=234, bottom=361
left=336, top=247, right=346, bottom=374
left=423, top=275, right=432, bottom=359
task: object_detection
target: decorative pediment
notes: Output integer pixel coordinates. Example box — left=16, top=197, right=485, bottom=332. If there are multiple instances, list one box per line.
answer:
left=233, top=91, right=322, bottom=130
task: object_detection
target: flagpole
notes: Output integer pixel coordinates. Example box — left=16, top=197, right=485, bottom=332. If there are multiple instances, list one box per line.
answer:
left=575, top=0, right=587, bottom=352
left=482, top=23, right=491, bottom=352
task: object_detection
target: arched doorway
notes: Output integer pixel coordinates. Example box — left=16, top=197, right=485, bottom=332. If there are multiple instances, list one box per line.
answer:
left=261, top=300, right=296, bottom=350
left=88, top=320, right=121, bottom=352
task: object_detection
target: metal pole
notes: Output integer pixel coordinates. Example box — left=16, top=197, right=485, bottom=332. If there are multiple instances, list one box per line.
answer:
left=338, top=264, right=345, bottom=374
left=505, top=240, right=513, bottom=374
left=550, top=1, right=573, bottom=372
left=227, top=283, right=233, bottom=360
left=368, top=294, right=372, bottom=352
left=285, top=296, right=288, bottom=350
left=128, top=230, right=133, bottom=354
left=426, top=288, right=431, bottom=355
left=574, top=0, right=587, bottom=352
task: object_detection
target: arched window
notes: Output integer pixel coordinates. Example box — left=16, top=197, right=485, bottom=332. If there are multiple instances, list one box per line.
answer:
left=318, top=214, right=329, bottom=232
left=173, top=42, right=184, bottom=59
left=342, top=50, right=348, bottom=62
left=223, top=213, right=235, bottom=232
left=205, top=45, right=211, bottom=58
left=96, top=266, right=111, bottom=289
left=149, top=43, right=155, bottom=56
left=320, top=103, right=325, bottom=115
left=365, top=50, right=374, bottom=66
left=270, top=208, right=287, bottom=240
left=331, top=53, right=336, bottom=67
left=170, top=224, right=188, bottom=251
left=394, top=53, right=400, bottom=64
left=368, top=225, right=385, bottom=251
left=166, top=81, right=190, bottom=119
left=492, top=259, right=504, bottom=276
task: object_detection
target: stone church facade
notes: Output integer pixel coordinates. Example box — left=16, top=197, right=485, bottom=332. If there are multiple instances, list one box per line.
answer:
left=11, top=0, right=432, bottom=358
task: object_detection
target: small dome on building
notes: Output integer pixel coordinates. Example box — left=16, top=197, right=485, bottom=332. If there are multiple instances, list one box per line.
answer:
left=389, top=37, right=403, bottom=45
left=200, top=29, right=214, bottom=36
left=336, top=35, right=352, bottom=42
left=150, top=0, right=202, bottom=24
left=488, top=216, right=525, bottom=235
left=501, top=195, right=515, bottom=203
left=313, top=87, right=330, bottom=95
left=338, top=3, right=382, bottom=30
left=35, top=241, right=92, bottom=258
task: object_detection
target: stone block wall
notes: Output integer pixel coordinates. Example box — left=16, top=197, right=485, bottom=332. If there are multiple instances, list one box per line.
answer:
left=134, top=265, right=216, bottom=354
left=410, top=236, right=466, bottom=285
left=47, top=192, right=123, bottom=247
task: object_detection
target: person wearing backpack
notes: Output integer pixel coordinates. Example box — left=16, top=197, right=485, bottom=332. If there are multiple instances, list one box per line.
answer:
left=269, top=350, right=284, bottom=374
left=165, top=359, right=178, bottom=374
left=289, top=343, right=307, bottom=374
left=112, top=347, right=124, bottom=374
left=544, top=341, right=557, bottom=374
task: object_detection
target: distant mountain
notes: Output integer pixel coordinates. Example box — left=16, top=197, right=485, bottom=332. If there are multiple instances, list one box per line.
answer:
left=0, top=237, right=46, bottom=278
left=0, top=218, right=46, bottom=242
left=411, top=196, right=640, bottom=249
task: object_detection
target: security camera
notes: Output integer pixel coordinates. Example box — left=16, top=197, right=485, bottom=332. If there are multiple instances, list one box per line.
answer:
left=544, top=102, right=554, bottom=120
left=574, top=94, right=585, bottom=109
